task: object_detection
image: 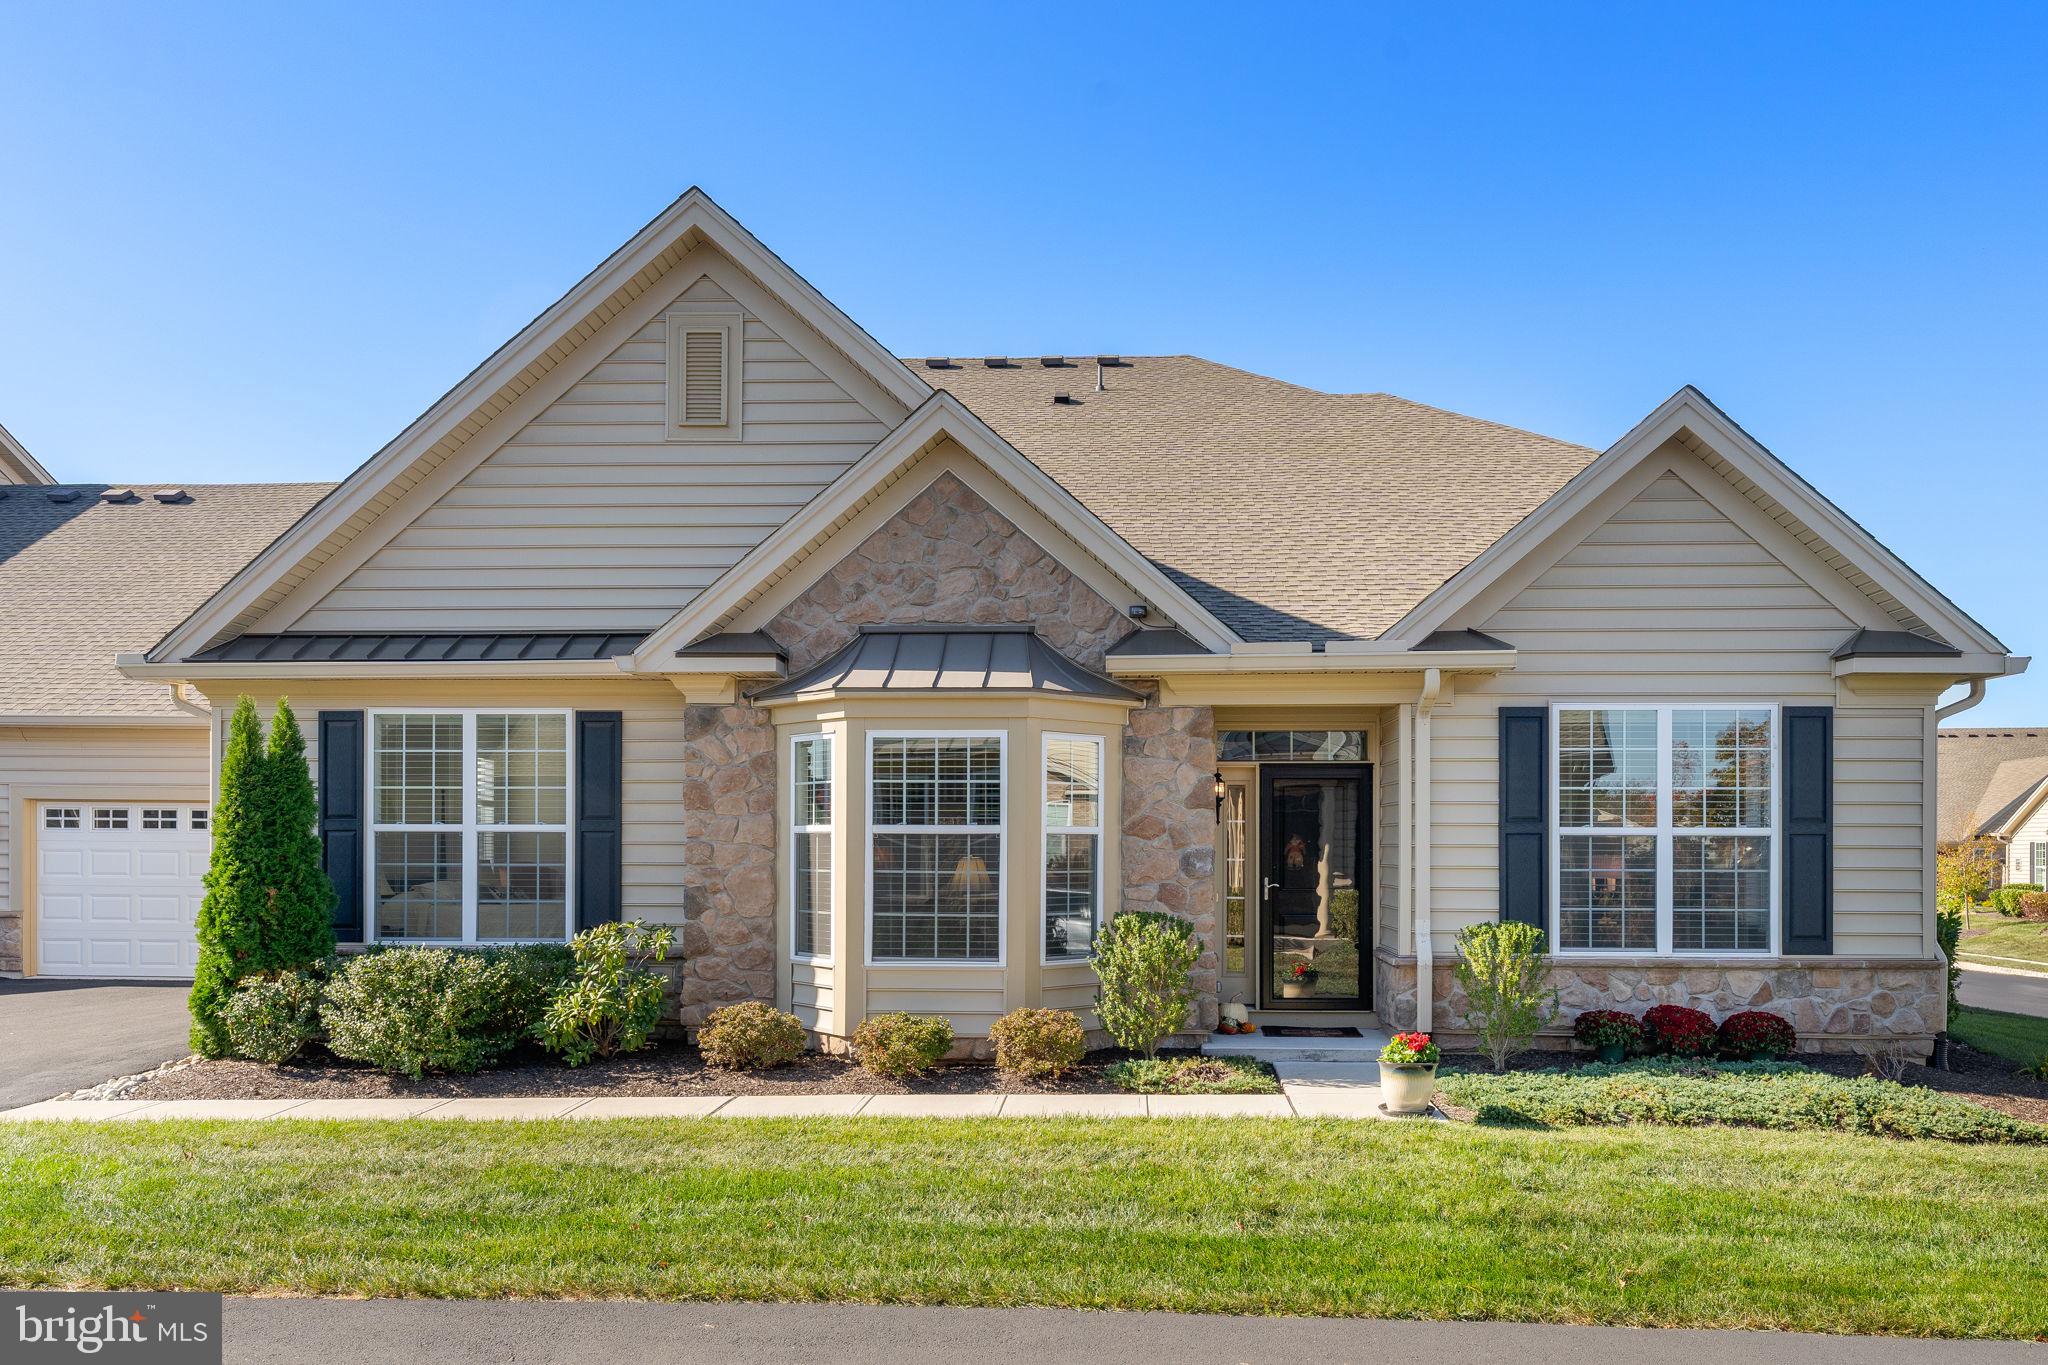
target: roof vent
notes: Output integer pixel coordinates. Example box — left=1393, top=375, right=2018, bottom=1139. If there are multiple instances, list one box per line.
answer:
left=982, top=356, right=1014, bottom=368
left=45, top=488, right=80, bottom=503
left=100, top=487, right=139, bottom=504
left=1052, top=391, right=1076, bottom=405
left=152, top=487, right=190, bottom=504
left=1038, top=356, right=1072, bottom=368
left=1096, top=355, right=1126, bottom=366
left=923, top=357, right=956, bottom=369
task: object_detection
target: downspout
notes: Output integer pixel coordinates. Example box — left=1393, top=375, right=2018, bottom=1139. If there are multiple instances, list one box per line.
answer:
left=1935, top=678, right=1986, bottom=722
left=167, top=682, right=208, bottom=720
left=1413, top=667, right=1442, bottom=1034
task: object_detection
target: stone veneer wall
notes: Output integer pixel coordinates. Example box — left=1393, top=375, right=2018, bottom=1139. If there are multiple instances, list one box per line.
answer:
left=762, top=471, right=1133, bottom=673
left=1122, top=704, right=1221, bottom=1032
left=676, top=702, right=777, bottom=1028
left=1375, top=950, right=1946, bottom=1057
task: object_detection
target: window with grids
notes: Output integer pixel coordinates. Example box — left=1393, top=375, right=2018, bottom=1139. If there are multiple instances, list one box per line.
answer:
left=1042, top=734, right=1102, bottom=961
left=1553, top=705, right=1776, bottom=955
left=142, top=808, right=179, bottom=830
left=371, top=712, right=571, bottom=944
left=94, top=807, right=129, bottom=830
left=870, top=735, right=1003, bottom=961
left=44, top=807, right=80, bottom=830
left=791, top=735, right=833, bottom=960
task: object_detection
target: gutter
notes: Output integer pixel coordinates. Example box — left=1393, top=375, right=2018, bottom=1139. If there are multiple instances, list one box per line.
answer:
left=117, top=653, right=643, bottom=682
left=1936, top=679, right=1987, bottom=722
left=1106, top=647, right=1515, bottom=677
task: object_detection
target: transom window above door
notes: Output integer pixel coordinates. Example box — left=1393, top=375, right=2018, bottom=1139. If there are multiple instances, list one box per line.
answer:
left=1218, top=730, right=1364, bottom=762
left=370, top=710, right=571, bottom=945
left=1552, top=705, right=1777, bottom=956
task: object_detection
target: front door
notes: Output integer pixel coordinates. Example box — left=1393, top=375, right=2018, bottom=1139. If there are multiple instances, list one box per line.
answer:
left=1259, top=765, right=1370, bottom=1009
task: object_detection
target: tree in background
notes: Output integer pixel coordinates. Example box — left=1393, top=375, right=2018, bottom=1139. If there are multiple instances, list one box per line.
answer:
left=188, top=696, right=336, bottom=1057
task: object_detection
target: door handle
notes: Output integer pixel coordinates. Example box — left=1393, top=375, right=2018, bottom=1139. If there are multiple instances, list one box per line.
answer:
left=1262, top=879, right=1280, bottom=899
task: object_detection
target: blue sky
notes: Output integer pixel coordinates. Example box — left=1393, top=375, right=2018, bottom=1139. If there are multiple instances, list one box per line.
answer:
left=2, top=4, right=2042, bottom=718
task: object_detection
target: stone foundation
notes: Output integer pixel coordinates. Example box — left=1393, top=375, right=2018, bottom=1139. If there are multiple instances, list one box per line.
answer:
left=677, top=702, right=778, bottom=1028
left=1121, top=704, right=1220, bottom=1031
left=1375, top=949, right=1946, bottom=1057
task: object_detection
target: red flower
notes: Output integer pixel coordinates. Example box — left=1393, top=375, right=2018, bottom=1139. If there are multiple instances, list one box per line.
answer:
left=1716, top=1009, right=1797, bottom=1060
left=1641, top=1004, right=1717, bottom=1057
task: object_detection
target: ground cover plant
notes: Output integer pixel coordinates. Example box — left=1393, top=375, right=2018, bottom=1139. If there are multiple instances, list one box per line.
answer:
left=1436, top=1059, right=2046, bottom=1143
left=1104, top=1055, right=1278, bottom=1094
left=1, top=1118, right=2042, bottom=1337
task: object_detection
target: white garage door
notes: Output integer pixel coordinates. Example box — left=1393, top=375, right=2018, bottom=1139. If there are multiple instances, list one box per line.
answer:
left=36, top=803, right=210, bottom=979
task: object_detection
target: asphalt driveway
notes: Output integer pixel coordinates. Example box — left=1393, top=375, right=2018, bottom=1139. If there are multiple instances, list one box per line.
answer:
left=0, top=978, right=191, bottom=1108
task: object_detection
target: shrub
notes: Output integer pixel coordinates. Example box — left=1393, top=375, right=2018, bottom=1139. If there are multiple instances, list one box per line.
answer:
left=220, top=966, right=326, bottom=1064
left=190, top=697, right=337, bottom=1057
left=1092, top=910, right=1200, bottom=1060
left=1936, top=902, right=1964, bottom=1022
left=1435, top=1060, right=2047, bottom=1143
left=698, top=1002, right=806, bottom=1069
left=320, top=947, right=561, bottom=1078
left=1452, top=922, right=1559, bottom=1070
left=989, top=1007, right=1085, bottom=1081
left=1990, top=884, right=2042, bottom=916
left=1328, top=888, right=1360, bottom=942
left=1717, top=1009, right=1797, bottom=1060
left=1572, top=1009, right=1643, bottom=1053
left=536, top=921, right=674, bottom=1067
left=1642, top=1004, right=1718, bottom=1057
left=2019, top=892, right=2048, bottom=922
left=1106, top=1056, right=1278, bottom=1094
left=852, top=1012, right=955, bottom=1078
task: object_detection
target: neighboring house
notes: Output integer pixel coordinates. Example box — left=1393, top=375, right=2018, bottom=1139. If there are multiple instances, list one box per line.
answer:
left=0, top=190, right=2026, bottom=1059
left=1937, top=728, right=2048, bottom=885
left=1, top=422, right=55, bottom=486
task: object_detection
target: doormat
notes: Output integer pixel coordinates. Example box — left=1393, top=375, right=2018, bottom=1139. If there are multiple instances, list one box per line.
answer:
left=1256, top=1025, right=1363, bottom=1038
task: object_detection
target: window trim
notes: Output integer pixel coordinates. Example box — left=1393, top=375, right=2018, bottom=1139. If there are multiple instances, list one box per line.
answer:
left=865, top=729, right=1009, bottom=969
left=1548, top=702, right=1780, bottom=959
left=789, top=731, right=835, bottom=966
left=1041, top=731, right=1105, bottom=966
left=365, top=707, right=576, bottom=947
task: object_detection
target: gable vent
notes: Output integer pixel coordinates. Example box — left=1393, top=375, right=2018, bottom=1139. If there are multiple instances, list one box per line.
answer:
left=681, top=329, right=727, bottom=423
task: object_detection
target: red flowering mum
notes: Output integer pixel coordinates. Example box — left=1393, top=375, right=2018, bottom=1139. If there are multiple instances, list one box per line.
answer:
left=1641, top=1004, right=1717, bottom=1057
left=1716, top=1009, right=1797, bottom=1060
left=1571, top=1009, right=1643, bottom=1050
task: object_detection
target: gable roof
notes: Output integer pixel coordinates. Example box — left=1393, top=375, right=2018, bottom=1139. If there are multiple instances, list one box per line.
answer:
left=0, top=422, right=54, bottom=485
left=1, top=482, right=333, bottom=719
left=1938, top=728, right=2048, bottom=844
left=921, top=356, right=1597, bottom=643
left=146, top=188, right=933, bottom=665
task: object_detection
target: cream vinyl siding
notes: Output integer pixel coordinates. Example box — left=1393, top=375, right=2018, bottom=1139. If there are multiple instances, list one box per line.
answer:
left=2006, top=800, right=2048, bottom=883
left=0, top=725, right=213, bottom=972
left=196, top=679, right=687, bottom=930
left=1432, top=467, right=1930, bottom=958
left=290, top=276, right=892, bottom=633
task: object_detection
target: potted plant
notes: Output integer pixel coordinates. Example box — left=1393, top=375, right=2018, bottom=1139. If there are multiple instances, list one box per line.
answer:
left=1571, top=1008, right=1642, bottom=1064
left=1280, top=961, right=1319, bottom=999
left=1378, top=1031, right=1440, bottom=1114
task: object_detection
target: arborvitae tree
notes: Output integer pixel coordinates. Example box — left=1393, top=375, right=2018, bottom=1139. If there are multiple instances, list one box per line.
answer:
left=188, top=696, right=337, bottom=1057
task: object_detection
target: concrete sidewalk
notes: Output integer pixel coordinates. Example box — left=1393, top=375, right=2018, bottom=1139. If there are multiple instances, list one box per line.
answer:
left=216, top=1299, right=2047, bottom=1365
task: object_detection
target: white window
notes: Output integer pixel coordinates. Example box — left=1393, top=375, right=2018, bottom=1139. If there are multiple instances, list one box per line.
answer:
left=44, top=807, right=80, bottom=831
left=369, top=711, right=572, bottom=944
left=190, top=809, right=210, bottom=831
left=791, top=734, right=834, bottom=961
left=869, top=733, right=1005, bottom=963
left=93, top=807, right=129, bottom=831
left=665, top=305, right=743, bottom=440
left=142, top=808, right=179, bottom=830
left=1042, top=734, right=1103, bottom=961
left=1552, top=705, right=1777, bottom=956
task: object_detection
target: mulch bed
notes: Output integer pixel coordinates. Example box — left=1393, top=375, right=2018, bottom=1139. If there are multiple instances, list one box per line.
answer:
left=1438, top=1045, right=2048, bottom=1126
left=118, top=1042, right=1153, bottom=1100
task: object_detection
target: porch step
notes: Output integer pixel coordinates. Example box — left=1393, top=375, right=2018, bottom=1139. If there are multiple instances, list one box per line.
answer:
left=1204, top=1027, right=1391, bottom=1067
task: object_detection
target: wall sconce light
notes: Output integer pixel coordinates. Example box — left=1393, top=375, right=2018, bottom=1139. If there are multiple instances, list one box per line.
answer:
left=1213, top=771, right=1227, bottom=818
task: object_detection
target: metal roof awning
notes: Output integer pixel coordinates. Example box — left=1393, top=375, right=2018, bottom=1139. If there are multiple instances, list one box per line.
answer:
left=753, top=628, right=1143, bottom=702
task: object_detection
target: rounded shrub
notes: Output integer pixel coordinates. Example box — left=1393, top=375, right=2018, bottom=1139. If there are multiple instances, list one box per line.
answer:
left=320, top=946, right=561, bottom=1078
left=852, top=1012, right=955, bottom=1078
left=989, top=1007, right=1086, bottom=1081
left=2020, top=892, right=2048, bottom=922
left=1092, top=910, right=1199, bottom=1060
left=1990, top=884, right=2041, bottom=916
left=1717, top=1009, right=1798, bottom=1060
left=535, top=921, right=674, bottom=1067
left=221, top=966, right=327, bottom=1064
left=1641, top=1003, right=1718, bottom=1057
left=1571, top=1008, right=1643, bottom=1054
left=698, top=1001, right=807, bottom=1069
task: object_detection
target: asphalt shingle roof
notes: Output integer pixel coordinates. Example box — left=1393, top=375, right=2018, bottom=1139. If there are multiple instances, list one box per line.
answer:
left=0, top=482, right=334, bottom=718
left=917, top=356, right=1599, bottom=643
left=1937, top=729, right=2048, bottom=844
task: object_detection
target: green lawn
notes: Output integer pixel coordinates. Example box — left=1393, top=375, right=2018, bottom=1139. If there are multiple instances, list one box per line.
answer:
left=1957, top=917, right=2048, bottom=970
left=1952, top=1005, right=2048, bottom=1066
left=3, top=1118, right=2045, bottom=1338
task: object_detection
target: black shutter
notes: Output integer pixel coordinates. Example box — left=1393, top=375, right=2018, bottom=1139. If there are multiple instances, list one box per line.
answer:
left=576, top=711, right=624, bottom=930
left=317, top=710, right=365, bottom=943
left=1782, top=705, right=1833, bottom=954
left=1498, top=706, right=1548, bottom=931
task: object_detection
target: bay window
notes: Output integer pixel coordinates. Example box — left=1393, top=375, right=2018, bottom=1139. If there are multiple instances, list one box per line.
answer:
left=1042, top=733, right=1103, bottom=961
left=869, top=733, right=1004, bottom=962
left=371, top=710, right=571, bottom=944
left=1552, top=704, right=1777, bottom=956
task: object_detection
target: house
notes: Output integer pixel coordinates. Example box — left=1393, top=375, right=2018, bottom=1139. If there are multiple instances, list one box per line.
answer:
left=1937, top=728, right=2048, bottom=886
left=0, top=190, right=2025, bottom=1058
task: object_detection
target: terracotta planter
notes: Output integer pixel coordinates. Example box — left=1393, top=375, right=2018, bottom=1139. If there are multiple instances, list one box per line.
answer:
left=1380, top=1062, right=1437, bottom=1115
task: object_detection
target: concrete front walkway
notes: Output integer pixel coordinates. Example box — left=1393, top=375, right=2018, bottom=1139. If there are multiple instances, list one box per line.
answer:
left=0, top=1075, right=1399, bottom=1121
